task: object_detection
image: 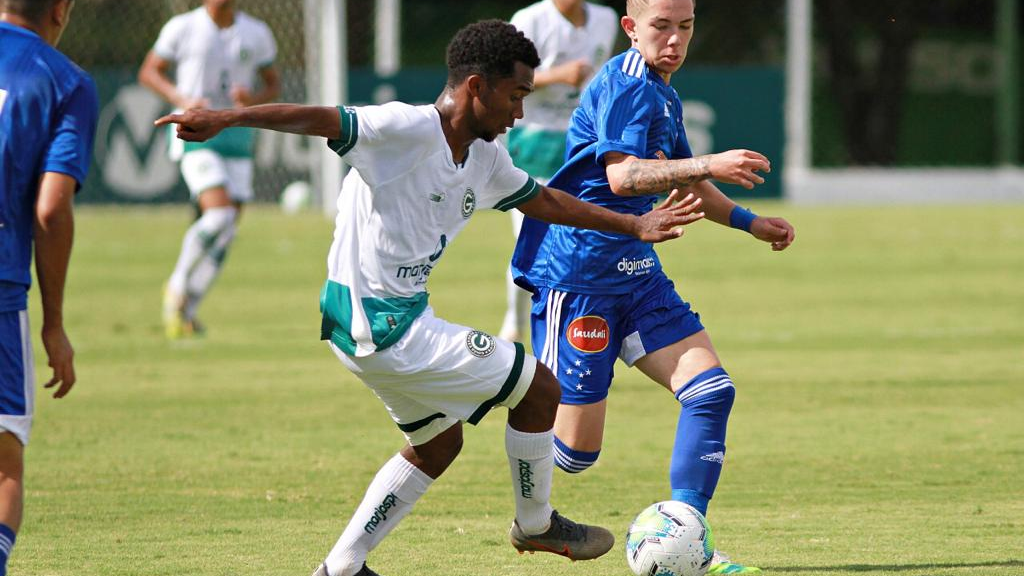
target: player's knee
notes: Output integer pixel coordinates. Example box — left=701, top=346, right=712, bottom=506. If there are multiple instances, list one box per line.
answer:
left=405, top=424, right=463, bottom=478
left=198, top=205, right=237, bottom=236
left=553, top=436, right=600, bottom=474
left=521, top=362, right=560, bottom=413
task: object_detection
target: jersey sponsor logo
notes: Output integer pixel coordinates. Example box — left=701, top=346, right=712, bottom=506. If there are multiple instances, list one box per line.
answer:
left=466, top=330, right=495, bottom=357
left=566, top=316, right=609, bottom=353
left=461, top=188, right=476, bottom=218
left=363, top=492, right=399, bottom=534
left=617, top=256, right=656, bottom=276
left=396, top=263, right=433, bottom=285
left=429, top=190, right=446, bottom=203
left=517, top=459, right=535, bottom=498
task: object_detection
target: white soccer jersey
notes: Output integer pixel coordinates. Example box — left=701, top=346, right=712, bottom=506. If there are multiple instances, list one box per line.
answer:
left=320, top=103, right=540, bottom=357
left=153, top=8, right=277, bottom=112
left=510, top=0, right=619, bottom=130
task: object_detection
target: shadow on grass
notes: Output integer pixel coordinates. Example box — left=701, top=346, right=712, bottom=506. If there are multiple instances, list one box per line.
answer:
left=768, top=559, right=1024, bottom=573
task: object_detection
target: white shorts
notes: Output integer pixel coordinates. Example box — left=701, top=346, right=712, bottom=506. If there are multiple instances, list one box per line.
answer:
left=0, top=310, right=34, bottom=446
left=330, top=308, right=537, bottom=446
left=180, top=149, right=254, bottom=202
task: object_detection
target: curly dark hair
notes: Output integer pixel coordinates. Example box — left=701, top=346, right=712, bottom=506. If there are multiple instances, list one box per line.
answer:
left=0, top=0, right=61, bottom=22
left=445, top=19, right=540, bottom=88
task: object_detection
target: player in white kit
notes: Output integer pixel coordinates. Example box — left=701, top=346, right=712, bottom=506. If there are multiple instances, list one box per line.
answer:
left=499, top=0, right=619, bottom=342
left=139, top=0, right=280, bottom=339
left=157, top=20, right=704, bottom=576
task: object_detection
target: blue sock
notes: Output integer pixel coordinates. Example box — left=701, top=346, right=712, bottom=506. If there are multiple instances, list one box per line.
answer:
left=669, top=367, right=736, bottom=517
left=0, top=523, right=16, bottom=576
left=553, top=435, right=600, bottom=474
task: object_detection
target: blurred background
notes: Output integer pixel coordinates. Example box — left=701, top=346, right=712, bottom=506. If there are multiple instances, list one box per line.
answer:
left=61, top=0, right=1023, bottom=205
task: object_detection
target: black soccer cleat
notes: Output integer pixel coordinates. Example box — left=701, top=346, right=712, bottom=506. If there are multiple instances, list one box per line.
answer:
left=311, top=562, right=381, bottom=576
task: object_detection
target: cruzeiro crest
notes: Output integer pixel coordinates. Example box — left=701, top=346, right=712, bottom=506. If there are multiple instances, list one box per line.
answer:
left=461, top=188, right=476, bottom=218
left=466, top=330, right=495, bottom=357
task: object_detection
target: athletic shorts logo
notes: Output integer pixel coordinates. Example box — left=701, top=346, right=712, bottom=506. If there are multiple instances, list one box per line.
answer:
left=461, top=188, right=476, bottom=218
left=466, top=330, right=495, bottom=357
left=566, top=316, right=609, bottom=353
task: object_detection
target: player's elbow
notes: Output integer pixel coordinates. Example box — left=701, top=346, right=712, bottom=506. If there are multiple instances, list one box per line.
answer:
left=606, top=166, right=632, bottom=196
left=35, top=203, right=72, bottom=234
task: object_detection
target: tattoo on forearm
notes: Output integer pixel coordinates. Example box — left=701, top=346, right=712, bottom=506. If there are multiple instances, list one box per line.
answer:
left=620, top=155, right=712, bottom=195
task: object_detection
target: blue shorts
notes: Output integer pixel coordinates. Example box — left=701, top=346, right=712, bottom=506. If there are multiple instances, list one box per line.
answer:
left=530, top=273, right=704, bottom=405
left=0, top=310, right=34, bottom=445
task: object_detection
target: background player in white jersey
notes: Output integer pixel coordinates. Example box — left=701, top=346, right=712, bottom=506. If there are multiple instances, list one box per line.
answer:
left=499, top=0, right=619, bottom=342
left=157, top=19, right=705, bottom=576
left=138, top=0, right=280, bottom=339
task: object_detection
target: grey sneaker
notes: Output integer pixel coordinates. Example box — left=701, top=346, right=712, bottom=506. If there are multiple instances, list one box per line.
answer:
left=311, top=563, right=381, bottom=576
left=509, top=509, right=614, bottom=561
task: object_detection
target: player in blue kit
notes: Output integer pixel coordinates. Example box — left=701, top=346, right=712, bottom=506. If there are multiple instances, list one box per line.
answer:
left=512, top=0, right=795, bottom=573
left=0, top=0, right=97, bottom=573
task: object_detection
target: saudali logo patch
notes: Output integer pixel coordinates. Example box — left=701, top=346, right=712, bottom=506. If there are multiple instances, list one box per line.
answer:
left=566, top=316, right=610, bottom=353
left=461, top=188, right=476, bottom=218
left=466, top=330, right=495, bottom=357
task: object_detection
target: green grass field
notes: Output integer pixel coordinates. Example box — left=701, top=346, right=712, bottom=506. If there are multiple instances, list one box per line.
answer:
left=16, top=203, right=1024, bottom=576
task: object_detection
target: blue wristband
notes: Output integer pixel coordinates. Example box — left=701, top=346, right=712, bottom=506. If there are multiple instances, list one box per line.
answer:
left=729, top=205, right=758, bottom=232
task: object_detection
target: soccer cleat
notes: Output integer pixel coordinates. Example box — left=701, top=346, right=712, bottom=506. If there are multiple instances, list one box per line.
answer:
left=163, top=286, right=207, bottom=339
left=707, top=550, right=762, bottom=574
left=162, top=285, right=187, bottom=339
left=310, top=563, right=382, bottom=576
left=509, top=509, right=614, bottom=561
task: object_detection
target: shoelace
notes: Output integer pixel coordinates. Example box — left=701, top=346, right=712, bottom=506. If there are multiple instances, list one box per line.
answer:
left=548, top=511, right=587, bottom=542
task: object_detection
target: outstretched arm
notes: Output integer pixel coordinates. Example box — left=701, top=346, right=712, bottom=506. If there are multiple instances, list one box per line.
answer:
left=605, top=150, right=794, bottom=250
left=155, top=104, right=341, bottom=141
left=604, top=150, right=770, bottom=196
left=517, top=186, right=704, bottom=244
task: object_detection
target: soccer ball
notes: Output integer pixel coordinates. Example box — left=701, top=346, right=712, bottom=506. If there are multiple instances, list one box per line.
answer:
left=625, top=501, right=715, bottom=576
left=280, top=180, right=312, bottom=214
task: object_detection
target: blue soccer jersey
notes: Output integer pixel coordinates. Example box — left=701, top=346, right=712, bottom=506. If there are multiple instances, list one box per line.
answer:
left=0, top=22, right=98, bottom=312
left=512, top=48, right=693, bottom=295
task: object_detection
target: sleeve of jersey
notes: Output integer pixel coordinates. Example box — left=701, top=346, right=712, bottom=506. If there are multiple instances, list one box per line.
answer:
left=490, top=149, right=540, bottom=212
left=42, top=77, right=99, bottom=190
left=594, top=74, right=654, bottom=161
left=325, top=104, right=417, bottom=179
left=258, top=25, right=278, bottom=69
left=152, top=17, right=182, bottom=61
left=325, top=106, right=360, bottom=158
left=509, top=10, right=536, bottom=42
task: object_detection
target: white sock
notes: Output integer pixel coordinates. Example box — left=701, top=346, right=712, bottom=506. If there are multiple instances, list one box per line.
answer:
left=505, top=425, right=554, bottom=535
left=324, top=453, right=432, bottom=576
left=183, top=220, right=236, bottom=319
left=168, top=206, right=237, bottom=295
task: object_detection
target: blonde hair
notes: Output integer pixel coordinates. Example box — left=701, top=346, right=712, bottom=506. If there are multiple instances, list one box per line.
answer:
left=625, top=0, right=651, bottom=18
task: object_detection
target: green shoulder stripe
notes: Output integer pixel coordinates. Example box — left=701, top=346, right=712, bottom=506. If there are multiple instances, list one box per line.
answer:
left=493, top=177, right=540, bottom=212
left=326, top=106, right=359, bottom=157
